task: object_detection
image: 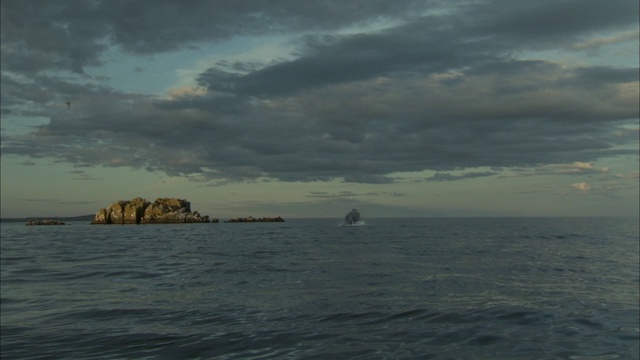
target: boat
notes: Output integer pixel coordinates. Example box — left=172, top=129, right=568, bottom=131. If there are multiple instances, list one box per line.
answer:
left=344, top=209, right=361, bottom=225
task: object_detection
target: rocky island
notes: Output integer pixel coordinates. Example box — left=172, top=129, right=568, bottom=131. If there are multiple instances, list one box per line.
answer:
left=91, top=197, right=212, bottom=224
left=25, top=219, right=67, bottom=226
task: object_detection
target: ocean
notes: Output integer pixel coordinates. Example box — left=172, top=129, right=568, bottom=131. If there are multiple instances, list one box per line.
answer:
left=1, top=217, right=638, bottom=359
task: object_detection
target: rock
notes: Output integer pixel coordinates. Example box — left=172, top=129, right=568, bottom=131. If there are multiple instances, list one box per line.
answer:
left=91, top=197, right=210, bottom=224
left=124, top=197, right=150, bottom=224
left=224, top=216, right=285, bottom=223
left=26, top=219, right=66, bottom=226
left=93, top=208, right=108, bottom=224
left=140, top=198, right=203, bottom=223
left=108, top=201, right=127, bottom=224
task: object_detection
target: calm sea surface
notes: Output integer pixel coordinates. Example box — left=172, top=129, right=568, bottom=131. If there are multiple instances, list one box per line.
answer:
left=1, top=217, right=638, bottom=359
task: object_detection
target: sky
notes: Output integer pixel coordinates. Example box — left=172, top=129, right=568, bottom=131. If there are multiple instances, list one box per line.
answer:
left=1, top=0, right=638, bottom=219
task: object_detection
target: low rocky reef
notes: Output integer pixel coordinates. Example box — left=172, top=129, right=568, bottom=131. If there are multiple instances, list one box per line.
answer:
left=91, top=197, right=211, bottom=224
left=225, top=216, right=285, bottom=223
left=26, top=219, right=67, bottom=226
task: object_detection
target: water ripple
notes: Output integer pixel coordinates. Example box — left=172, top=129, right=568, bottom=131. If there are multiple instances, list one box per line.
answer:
left=1, top=218, right=638, bottom=359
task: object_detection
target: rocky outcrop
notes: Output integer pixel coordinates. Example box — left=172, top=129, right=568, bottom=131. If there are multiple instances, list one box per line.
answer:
left=224, top=216, right=285, bottom=223
left=125, top=197, right=149, bottom=224
left=91, top=197, right=210, bottom=224
left=142, top=198, right=188, bottom=223
left=26, top=219, right=66, bottom=226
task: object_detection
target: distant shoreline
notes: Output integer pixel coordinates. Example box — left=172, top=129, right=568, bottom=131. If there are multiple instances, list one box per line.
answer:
left=0, top=215, right=95, bottom=223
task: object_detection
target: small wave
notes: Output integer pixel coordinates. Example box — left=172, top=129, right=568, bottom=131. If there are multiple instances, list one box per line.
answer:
left=317, top=311, right=384, bottom=323
left=51, top=270, right=164, bottom=280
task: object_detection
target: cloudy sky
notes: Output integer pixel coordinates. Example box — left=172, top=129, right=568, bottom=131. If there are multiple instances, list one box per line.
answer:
left=1, top=0, right=638, bottom=218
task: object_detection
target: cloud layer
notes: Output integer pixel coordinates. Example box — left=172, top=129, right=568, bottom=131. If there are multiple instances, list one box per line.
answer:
left=2, top=0, right=638, bottom=184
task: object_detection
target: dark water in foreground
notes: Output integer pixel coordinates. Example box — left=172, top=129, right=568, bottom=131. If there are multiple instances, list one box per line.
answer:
left=1, top=217, right=638, bottom=359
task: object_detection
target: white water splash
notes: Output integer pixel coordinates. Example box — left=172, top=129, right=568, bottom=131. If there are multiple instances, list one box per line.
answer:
left=339, top=221, right=366, bottom=227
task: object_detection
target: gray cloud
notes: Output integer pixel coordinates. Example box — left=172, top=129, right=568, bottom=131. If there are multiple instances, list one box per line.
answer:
left=1, top=0, right=427, bottom=74
left=17, top=160, right=37, bottom=166
left=426, top=172, right=498, bottom=182
left=1, top=0, right=638, bottom=184
left=306, top=191, right=406, bottom=199
left=466, top=1, right=638, bottom=47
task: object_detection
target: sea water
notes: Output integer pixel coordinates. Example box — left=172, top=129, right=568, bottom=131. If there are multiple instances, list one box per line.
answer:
left=1, top=217, right=638, bottom=359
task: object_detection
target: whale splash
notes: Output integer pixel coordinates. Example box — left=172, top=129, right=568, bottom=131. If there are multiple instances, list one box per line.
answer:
left=339, top=220, right=366, bottom=227
left=340, top=209, right=366, bottom=226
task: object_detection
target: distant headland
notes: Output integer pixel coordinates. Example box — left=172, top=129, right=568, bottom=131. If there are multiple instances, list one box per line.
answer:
left=0, top=215, right=94, bottom=223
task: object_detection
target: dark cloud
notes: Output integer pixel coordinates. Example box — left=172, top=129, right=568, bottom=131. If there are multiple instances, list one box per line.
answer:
left=197, top=1, right=638, bottom=98
left=0, top=0, right=110, bottom=73
left=17, top=160, right=37, bottom=166
left=306, top=191, right=406, bottom=199
left=569, top=67, right=640, bottom=85
left=426, top=172, right=498, bottom=182
left=1, top=0, right=638, bottom=184
left=1, top=0, right=427, bottom=74
left=197, top=17, right=496, bottom=97
left=450, top=0, right=637, bottom=50
left=72, top=175, right=103, bottom=181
